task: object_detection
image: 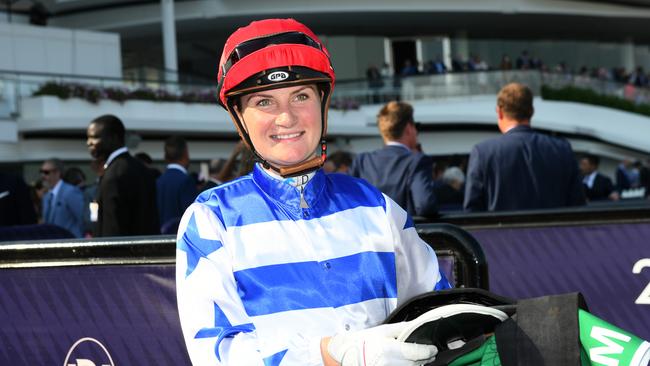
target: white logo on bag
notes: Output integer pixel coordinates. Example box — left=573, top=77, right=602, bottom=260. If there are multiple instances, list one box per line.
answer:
left=63, top=338, right=114, bottom=366
left=268, top=71, right=289, bottom=82
left=589, top=326, right=630, bottom=366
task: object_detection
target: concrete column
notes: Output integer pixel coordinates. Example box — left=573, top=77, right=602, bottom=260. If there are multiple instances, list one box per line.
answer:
left=416, top=39, right=423, bottom=72
left=621, top=38, right=635, bottom=73
left=383, top=38, right=392, bottom=72
left=442, top=36, right=452, bottom=70
left=161, top=0, right=178, bottom=83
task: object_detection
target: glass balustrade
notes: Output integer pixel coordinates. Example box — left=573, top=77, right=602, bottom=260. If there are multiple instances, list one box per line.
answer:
left=1, top=69, right=648, bottom=120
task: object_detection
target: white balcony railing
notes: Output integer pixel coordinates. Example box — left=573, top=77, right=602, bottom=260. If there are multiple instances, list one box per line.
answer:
left=1, top=69, right=649, bottom=120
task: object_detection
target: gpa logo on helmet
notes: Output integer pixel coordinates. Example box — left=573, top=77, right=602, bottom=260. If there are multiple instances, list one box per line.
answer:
left=63, top=337, right=115, bottom=366
left=268, top=71, right=289, bottom=82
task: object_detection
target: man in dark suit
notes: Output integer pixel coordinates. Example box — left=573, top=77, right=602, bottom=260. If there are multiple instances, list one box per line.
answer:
left=579, top=154, right=617, bottom=201
left=349, top=101, right=438, bottom=217
left=40, top=158, right=84, bottom=237
left=464, top=83, right=585, bottom=211
left=86, top=114, right=159, bottom=236
left=0, top=171, right=37, bottom=227
left=435, top=166, right=465, bottom=211
left=156, top=136, right=197, bottom=233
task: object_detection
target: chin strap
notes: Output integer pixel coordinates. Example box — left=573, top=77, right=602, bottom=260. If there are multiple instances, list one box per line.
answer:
left=266, top=139, right=327, bottom=178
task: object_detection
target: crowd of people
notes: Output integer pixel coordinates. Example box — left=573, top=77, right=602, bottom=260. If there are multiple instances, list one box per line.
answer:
left=0, top=87, right=650, bottom=238
left=340, top=83, right=650, bottom=216
left=0, top=119, right=260, bottom=238
left=367, top=49, right=650, bottom=90
left=1, top=85, right=648, bottom=238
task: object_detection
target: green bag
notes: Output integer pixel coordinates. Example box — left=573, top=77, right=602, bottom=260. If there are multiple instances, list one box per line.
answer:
left=386, top=289, right=650, bottom=366
left=579, top=309, right=650, bottom=366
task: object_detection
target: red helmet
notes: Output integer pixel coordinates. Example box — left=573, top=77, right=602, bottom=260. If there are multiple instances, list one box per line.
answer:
left=216, top=18, right=336, bottom=177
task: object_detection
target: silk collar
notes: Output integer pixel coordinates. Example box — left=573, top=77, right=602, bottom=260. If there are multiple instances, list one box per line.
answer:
left=252, top=164, right=325, bottom=209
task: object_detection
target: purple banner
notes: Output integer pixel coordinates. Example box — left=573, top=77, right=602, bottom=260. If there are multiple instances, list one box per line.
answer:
left=0, top=256, right=458, bottom=365
left=0, top=265, right=191, bottom=365
left=2, top=223, right=648, bottom=364
left=470, top=222, right=650, bottom=340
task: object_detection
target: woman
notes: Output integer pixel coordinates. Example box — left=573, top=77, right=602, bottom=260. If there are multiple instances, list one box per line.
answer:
left=176, top=18, right=450, bottom=366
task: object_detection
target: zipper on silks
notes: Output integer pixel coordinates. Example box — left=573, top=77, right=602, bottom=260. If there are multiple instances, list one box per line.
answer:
left=298, top=175, right=309, bottom=209
left=299, top=185, right=309, bottom=209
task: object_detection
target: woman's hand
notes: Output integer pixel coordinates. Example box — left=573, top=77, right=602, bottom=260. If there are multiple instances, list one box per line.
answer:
left=321, top=323, right=438, bottom=366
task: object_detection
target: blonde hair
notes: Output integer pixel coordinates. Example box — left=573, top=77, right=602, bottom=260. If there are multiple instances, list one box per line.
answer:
left=377, top=101, right=414, bottom=140
left=497, top=83, right=534, bottom=121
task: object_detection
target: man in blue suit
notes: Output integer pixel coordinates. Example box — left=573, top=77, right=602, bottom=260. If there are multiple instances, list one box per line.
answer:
left=464, top=83, right=585, bottom=211
left=349, top=101, right=438, bottom=217
left=156, top=136, right=197, bottom=233
left=40, top=158, right=84, bottom=237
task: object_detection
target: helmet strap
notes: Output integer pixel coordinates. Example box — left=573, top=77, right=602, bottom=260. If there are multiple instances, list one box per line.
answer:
left=274, top=151, right=324, bottom=177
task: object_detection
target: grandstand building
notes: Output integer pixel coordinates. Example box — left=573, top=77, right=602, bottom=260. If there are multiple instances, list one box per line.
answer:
left=2, top=3, right=650, bottom=357
left=1, top=0, right=650, bottom=182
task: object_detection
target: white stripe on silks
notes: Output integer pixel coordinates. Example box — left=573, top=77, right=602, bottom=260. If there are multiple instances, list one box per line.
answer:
left=249, top=298, right=398, bottom=361
left=191, top=203, right=224, bottom=240
left=185, top=336, right=220, bottom=366
left=226, top=205, right=394, bottom=271
left=176, top=167, right=448, bottom=365
left=251, top=297, right=397, bottom=342
left=183, top=248, right=253, bottom=328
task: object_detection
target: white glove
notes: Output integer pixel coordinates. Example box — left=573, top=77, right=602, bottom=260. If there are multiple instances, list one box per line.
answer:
left=327, top=323, right=438, bottom=366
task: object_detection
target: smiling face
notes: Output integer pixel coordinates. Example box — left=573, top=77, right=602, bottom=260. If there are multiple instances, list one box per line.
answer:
left=237, top=85, right=322, bottom=169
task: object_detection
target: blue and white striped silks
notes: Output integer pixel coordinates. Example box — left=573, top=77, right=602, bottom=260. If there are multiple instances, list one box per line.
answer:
left=176, top=165, right=451, bottom=366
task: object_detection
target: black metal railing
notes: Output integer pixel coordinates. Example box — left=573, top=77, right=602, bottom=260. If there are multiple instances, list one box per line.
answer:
left=0, top=223, right=487, bottom=289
